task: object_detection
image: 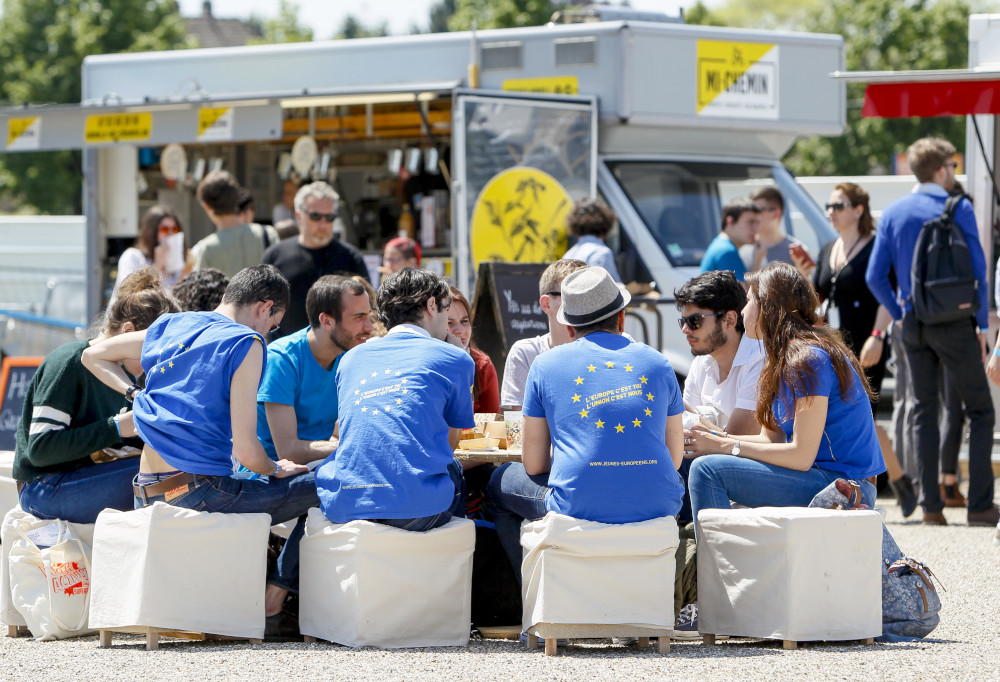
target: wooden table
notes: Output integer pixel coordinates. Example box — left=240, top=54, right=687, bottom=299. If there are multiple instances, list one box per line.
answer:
left=454, top=447, right=522, bottom=464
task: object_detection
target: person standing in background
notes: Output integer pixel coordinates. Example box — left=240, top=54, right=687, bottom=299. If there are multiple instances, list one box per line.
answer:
left=561, top=198, right=621, bottom=282
left=114, top=205, right=192, bottom=292
left=262, top=181, right=370, bottom=339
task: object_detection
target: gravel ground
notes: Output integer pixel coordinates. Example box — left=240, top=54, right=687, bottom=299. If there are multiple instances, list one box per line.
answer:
left=1, top=493, right=997, bottom=682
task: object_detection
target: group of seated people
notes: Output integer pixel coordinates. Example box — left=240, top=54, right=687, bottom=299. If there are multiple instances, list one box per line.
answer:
left=12, top=250, right=887, bottom=641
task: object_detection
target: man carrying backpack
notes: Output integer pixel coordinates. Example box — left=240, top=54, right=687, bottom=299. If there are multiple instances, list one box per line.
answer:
left=866, top=137, right=998, bottom=527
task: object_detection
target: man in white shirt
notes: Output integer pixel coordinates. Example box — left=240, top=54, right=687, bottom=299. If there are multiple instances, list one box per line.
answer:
left=674, top=269, right=763, bottom=524
left=500, top=259, right=587, bottom=409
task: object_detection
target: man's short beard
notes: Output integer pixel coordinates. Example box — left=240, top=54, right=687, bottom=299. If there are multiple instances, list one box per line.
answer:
left=692, top=322, right=726, bottom=356
left=330, top=325, right=356, bottom=354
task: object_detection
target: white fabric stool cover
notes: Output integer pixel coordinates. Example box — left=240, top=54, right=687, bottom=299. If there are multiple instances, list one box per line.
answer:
left=520, top=512, right=678, bottom=639
left=89, top=502, right=271, bottom=639
left=1, top=507, right=96, bottom=629
left=299, top=508, right=474, bottom=648
left=697, top=507, right=882, bottom=642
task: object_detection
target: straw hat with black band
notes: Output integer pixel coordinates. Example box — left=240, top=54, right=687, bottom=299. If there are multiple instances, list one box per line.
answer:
left=556, top=267, right=632, bottom=328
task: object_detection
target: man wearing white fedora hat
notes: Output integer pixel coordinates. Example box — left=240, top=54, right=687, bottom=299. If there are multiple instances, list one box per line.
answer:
left=487, top=266, right=686, bottom=577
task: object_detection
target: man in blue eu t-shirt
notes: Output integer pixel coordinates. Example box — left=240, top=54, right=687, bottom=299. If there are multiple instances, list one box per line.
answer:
left=699, top=198, right=761, bottom=282
left=316, top=268, right=475, bottom=531
left=487, top=266, right=686, bottom=576
left=257, top=275, right=374, bottom=465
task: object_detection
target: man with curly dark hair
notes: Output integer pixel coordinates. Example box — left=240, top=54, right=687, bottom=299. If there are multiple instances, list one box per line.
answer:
left=316, top=268, right=475, bottom=532
left=561, top=197, right=621, bottom=282
left=171, top=268, right=229, bottom=312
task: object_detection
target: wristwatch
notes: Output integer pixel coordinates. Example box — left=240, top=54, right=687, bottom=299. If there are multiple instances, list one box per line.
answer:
left=731, top=440, right=741, bottom=457
left=125, top=384, right=141, bottom=402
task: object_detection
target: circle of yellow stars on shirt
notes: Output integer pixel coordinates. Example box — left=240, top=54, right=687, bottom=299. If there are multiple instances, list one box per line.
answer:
left=355, top=367, right=413, bottom=417
left=574, top=362, right=654, bottom=433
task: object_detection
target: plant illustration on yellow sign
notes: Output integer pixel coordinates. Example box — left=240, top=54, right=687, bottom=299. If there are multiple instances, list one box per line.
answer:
left=471, top=167, right=571, bottom=266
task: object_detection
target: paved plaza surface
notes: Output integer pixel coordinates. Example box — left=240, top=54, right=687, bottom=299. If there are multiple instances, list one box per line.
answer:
left=0, top=492, right=997, bottom=681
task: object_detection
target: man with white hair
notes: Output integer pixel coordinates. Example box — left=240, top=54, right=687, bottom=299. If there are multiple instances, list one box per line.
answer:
left=263, top=181, right=369, bottom=339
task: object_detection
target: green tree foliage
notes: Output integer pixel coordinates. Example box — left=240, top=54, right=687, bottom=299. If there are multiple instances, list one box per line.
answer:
left=429, top=0, right=457, bottom=33
left=448, top=0, right=559, bottom=30
left=788, top=0, right=970, bottom=175
left=687, top=0, right=972, bottom=175
left=335, top=15, right=389, bottom=40
left=0, top=0, right=190, bottom=214
left=249, top=0, right=313, bottom=44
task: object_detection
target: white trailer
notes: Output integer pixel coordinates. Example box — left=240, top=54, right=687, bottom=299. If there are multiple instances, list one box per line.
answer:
left=0, top=19, right=846, bottom=374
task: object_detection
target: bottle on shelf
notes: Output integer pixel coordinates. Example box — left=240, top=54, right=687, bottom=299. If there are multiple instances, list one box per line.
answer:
left=397, top=203, right=415, bottom=240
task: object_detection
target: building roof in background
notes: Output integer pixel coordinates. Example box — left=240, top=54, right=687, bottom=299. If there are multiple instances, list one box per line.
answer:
left=184, top=0, right=261, bottom=49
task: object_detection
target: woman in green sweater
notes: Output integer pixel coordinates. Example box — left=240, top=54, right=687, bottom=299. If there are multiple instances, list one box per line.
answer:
left=14, top=268, right=177, bottom=523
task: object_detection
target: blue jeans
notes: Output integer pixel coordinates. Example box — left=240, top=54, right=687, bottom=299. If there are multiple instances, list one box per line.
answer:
left=133, top=470, right=319, bottom=593
left=374, top=458, right=467, bottom=532
left=688, top=455, right=877, bottom=524
left=486, top=463, right=549, bottom=582
left=19, top=457, right=140, bottom=524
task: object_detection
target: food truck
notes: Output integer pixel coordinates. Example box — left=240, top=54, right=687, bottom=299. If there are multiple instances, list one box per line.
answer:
left=0, top=17, right=846, bottom=375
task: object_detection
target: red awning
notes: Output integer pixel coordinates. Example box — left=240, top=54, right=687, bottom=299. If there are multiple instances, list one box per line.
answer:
left=863, top=79, right=1000, bottom=118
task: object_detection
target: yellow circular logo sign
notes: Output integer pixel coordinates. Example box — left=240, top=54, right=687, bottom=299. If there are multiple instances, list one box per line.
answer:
left=470, top=167, right=572, bottom=266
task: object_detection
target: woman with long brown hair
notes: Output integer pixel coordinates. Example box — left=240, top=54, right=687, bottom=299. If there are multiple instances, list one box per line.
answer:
left=686, top=262, right=885, bottom=518
left=114, top=205, right=192, bottom=292
left=448, top=287, right=500, bottom=413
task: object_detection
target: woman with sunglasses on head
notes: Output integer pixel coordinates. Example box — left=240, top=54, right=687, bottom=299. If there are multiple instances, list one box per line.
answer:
left=686, top=263, right=886, bottom=521
left=447, top=287, right=500, bottom=414
left=114, top=205, right=193, bottom=293
left=793, top=183, right=916, bottom=516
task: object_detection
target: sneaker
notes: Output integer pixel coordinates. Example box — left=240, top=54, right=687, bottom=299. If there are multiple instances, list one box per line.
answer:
left=672, top=602, right=701, bottom=640
left=264, top=609, right=302, bottom=643
left=519, top=631, right=568, bottom=647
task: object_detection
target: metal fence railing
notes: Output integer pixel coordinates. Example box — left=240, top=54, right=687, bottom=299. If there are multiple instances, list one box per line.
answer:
left=0, top=266, right=88, bottom=357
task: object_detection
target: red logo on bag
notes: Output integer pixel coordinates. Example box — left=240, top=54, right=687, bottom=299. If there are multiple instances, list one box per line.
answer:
left=50, top=563, right=89, bottom=596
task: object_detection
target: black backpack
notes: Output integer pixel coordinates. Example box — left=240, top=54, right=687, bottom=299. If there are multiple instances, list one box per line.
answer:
left=909, top=193, right=980, bottom=325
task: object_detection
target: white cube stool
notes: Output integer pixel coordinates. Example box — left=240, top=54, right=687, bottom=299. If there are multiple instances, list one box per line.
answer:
left=520, top=512, right=678, bottom=656
left=299, top=508, right=475, bottom=648
left=1, top=507, right=96, bottom=638
left=697, top=507, right=883, bottom=648
left=89, top=502, right=272, bottom=649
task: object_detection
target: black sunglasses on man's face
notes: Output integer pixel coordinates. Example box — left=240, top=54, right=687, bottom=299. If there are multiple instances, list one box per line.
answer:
left=677, top=312, right=720, bottom=331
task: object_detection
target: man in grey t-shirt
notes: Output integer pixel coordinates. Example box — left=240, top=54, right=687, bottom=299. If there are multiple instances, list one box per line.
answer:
left=500, top=259, right=587, bottom=409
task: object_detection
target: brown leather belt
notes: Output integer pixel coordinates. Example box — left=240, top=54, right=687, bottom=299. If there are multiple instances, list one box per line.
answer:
left=132, top=471, right=199, bottom=499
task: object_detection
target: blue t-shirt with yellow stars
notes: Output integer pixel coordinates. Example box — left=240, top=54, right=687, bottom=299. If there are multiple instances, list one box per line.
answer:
left=134, top=311, right=266, bottom=476
left=316, top=326, right=476, bottom=522
left=522, top=331, right=685, bottom=523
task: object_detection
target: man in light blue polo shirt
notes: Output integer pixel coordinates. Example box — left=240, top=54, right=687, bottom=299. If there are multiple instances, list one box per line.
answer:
left=700, top=198, right=760, bottom=282
left=257, top=275, right=374, bottom=465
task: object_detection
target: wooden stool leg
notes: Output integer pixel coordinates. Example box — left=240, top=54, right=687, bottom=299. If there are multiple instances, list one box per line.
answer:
left=658, top=637, right=670, bottom=654
left=146, top=630, right=160, bottom=651
left=863, top=638, right=874, bottom=645
left=703, top=633, right=716, bottom=645
left=782, top=640, right=797, bottom=650
left=248, top=638, right=263, bottom=646
left=526, top=633, right=539, bottom=650
left=99, top=630, right=112, bottom=648
left=637, top=636, right=650, bottom=647
left=303, top=635, right=317, bottom=644
left=544, top=637, right=558, bottom=656
left=7, top=625, right=18, bottom=638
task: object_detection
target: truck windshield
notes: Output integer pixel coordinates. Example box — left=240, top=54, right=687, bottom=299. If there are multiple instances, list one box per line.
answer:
left=607, top=160, right=827, bottom=268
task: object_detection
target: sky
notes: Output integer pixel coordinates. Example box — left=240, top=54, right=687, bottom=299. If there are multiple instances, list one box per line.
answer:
left=180, top=0, right=692, bottom=40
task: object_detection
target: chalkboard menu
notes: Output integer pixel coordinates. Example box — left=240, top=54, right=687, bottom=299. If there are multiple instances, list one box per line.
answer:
left=0, top=357, right=43, bottom=451
left=471, top=262, right=549, bottom=390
